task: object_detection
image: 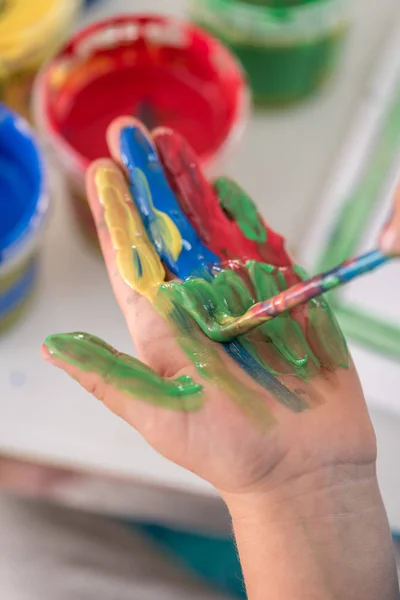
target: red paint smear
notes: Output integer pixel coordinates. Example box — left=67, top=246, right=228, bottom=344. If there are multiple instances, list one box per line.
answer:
left=154, top=128, right=292, bottom=267
left=43, top=15, right=246, bottom=169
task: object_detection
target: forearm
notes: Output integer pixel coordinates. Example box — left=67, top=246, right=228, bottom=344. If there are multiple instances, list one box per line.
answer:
left=223, top=463, right=399, bottom=600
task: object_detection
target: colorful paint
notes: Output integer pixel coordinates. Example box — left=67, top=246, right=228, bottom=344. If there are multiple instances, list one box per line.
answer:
left=120, top=125, right=219, bottom=278
left=92, top=162, right=278, bottom=424
left=45, top=119, right=350, bottom=418
left=33, top=14, right=248, bottom=243
left=190, top=0, right=350, bottom=104
left=172, top=249, right=389, bottom=341
left=69, top=123, right=348, bottom=416
left=0, top=105, right=48, bottom=331
left=129, top=124, right=350, bottom=399
left=44, top=332, right=203, bottom=410
left=0, top=0, right=80, bottom=120
left=95, top=166, right=165, bottom=301
left=154, top=128, right=290, bottom=266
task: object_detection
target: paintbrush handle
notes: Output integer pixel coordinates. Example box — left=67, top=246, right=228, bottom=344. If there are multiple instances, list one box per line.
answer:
left=255, top=249, right=389, bottom=318
left=218, top=249, right=390, bottom=340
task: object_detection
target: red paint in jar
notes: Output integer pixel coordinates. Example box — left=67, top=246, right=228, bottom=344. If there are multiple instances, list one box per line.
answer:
left=34, top=14, right=249, bottom=185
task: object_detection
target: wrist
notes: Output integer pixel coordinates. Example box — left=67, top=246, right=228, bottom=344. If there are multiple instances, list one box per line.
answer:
left=220, top=463, right=399, bottom=600
left=221, top=461, right=379, bottom=524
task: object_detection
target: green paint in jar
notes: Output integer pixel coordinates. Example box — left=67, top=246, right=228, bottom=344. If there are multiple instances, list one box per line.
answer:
left=190, top=0, right=352, bottom=105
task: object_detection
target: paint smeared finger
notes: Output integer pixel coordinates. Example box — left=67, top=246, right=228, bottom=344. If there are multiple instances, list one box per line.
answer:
left=380, top=181, right=400, bottom=255
left=106, top=116, right=144, bottom=175
left=43, top=332, right=203, bottom=414
left=113, top=120, right=218, bottom=278
left=86, top=158, right=144, bottom=316
left=87, top=160, right=165, bottom=303
left=153, top=127, right=225, bottom=250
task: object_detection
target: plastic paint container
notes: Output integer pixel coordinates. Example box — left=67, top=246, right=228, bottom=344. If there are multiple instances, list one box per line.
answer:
left=0, top=105, right=48, bottom=332
left=33, top=14, right=249, bottom=244
left=190, top=0, right=352, bottom=105
left=0, top=0, right=81, bottom=121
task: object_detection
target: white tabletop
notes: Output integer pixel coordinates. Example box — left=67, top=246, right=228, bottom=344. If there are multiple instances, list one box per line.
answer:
left=2, top=0, right=400, bottom=526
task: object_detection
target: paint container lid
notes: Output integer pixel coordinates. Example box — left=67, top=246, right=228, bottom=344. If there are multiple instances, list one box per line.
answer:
left=0, top=104, right=48, bottom=270
left=0, top=0, right=81, bottom=72
left=33, top=14, right=249, bottom=184
left=191, top=0, right=351, bottom=43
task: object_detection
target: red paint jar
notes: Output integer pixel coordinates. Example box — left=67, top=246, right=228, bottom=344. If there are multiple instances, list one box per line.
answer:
left=33, top=14, right=249, bottom=243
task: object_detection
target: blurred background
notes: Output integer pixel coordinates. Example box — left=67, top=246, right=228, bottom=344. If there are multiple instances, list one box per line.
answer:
left=1, top=0, right=400, bottom=598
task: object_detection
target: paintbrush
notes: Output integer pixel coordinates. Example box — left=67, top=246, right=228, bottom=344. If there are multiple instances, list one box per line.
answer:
left=212, top=249, right=391, bottom=341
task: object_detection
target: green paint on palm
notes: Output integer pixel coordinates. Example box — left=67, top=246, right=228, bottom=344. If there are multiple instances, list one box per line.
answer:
left=293, top=264, right=349, bottom=369
left=159, top=260, right=349, bottom=382
left=155, top=290, right=278, bottom=425
left=214, top=178, right=267, bottom=243
left=247, top=260, right=320, bottom=381
left=45, top=332, right=203, bottom=411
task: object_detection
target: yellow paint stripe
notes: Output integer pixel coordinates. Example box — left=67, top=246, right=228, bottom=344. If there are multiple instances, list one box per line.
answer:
left=95, top=167, right=165, bottom=301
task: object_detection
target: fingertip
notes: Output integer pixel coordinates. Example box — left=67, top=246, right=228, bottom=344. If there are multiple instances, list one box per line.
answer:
left=86, top=158, right=117, bottom=195
left=42, top=333, right=63, bottom=360
left=106, top=116, right=150, bottom=165
left=86, top=158, right=115, bottom=178
left=86, top=159, right=128, bottom=233
left=41, top=336, right=70, bottom=372
left=380, top=228, right=398, bottom=256
left=41, top=342, right=51, bottom=362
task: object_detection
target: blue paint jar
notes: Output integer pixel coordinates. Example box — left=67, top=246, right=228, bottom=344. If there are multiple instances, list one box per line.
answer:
left=0, top=104, right=48, bottom=331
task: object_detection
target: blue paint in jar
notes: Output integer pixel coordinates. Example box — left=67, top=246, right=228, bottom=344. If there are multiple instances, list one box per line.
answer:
left=0, top=104, right=48, bottom=329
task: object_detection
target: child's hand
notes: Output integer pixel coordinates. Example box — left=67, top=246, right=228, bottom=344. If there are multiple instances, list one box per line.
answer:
left=42, top=117, right=376, bottom=499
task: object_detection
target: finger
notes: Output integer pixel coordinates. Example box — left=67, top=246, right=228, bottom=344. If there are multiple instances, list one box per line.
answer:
left=43, top=331, right=285, bottom=433
left=42, top=332, right=203, bottom=415
left=107, top=117, right=218, bottom=279
left=86, top=159, right=165, bottom=305
left=152, top=127, right=230, bottom=253
left=380, top=180, right=400, bottom=255
left=107, top=118, right=178, bottom=279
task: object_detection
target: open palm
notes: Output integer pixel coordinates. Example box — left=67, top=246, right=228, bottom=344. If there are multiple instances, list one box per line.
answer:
left=43, top=117, right=376, bottom=496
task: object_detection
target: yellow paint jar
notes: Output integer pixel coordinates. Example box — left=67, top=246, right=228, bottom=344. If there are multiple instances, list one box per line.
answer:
left=0, top=0, right=81, bottom=121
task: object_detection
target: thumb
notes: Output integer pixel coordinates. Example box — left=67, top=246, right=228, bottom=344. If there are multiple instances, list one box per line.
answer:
left=42, top=332, right=203, bottom=415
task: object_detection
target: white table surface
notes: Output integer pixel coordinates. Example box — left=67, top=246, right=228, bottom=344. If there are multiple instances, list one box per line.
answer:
left=2, top=0, right=400, bottom=527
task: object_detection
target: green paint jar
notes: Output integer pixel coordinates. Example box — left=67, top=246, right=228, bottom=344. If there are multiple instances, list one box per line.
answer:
left=190, top=0, right=352, bottom=105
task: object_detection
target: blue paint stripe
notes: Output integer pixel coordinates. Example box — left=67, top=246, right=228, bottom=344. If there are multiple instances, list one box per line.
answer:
left=224, top=340, right=306, bottom=412
left=0, top=261, right=37, bottom=318
left=120, top=126, right=219, bottom=279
